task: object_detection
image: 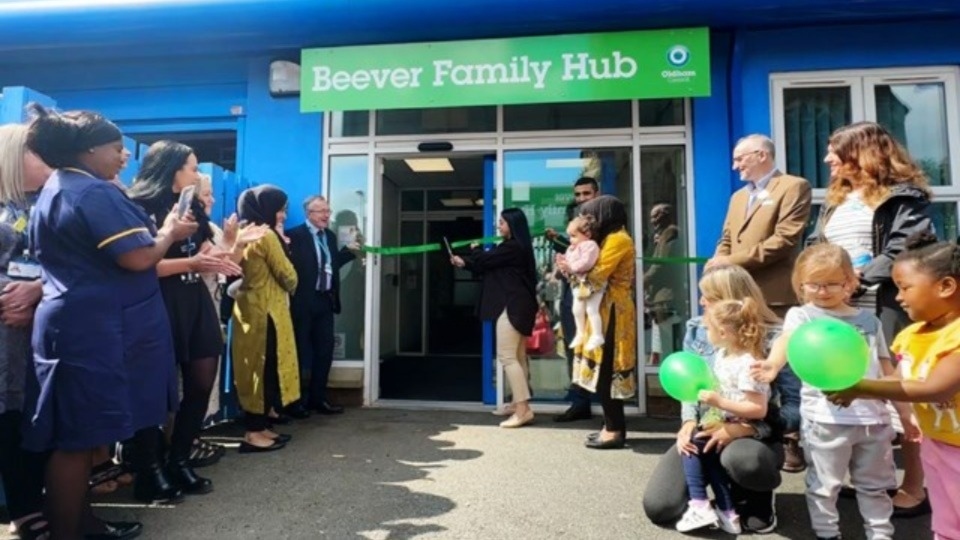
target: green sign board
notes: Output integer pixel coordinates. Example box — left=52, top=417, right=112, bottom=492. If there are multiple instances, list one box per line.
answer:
left=300, top=27, right=710, bottom=112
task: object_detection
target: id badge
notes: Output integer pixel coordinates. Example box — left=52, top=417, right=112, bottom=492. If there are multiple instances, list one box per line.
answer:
left=8, top=256, right=41, bottom=280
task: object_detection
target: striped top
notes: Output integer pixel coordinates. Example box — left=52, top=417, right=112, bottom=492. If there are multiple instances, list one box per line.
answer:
left=823, top=192, right=876, bottom=311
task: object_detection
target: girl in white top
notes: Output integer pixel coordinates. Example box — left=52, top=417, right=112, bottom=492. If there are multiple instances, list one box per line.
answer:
left=677, top=297, right=770, bottom=535
left=754, top=243, right=915, bottom=540
left=557, top=214, right=604, bottom=351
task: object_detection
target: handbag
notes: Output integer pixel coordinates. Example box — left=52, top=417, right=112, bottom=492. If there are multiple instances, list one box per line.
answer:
left=525, top=307, right=555, bottom=356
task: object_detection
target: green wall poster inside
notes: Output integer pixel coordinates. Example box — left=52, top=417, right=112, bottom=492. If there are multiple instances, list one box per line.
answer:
left=300, top=27, right=710, bottom=112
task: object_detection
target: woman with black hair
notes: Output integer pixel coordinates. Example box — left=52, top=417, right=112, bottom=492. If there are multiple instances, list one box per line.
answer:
left=557, top=195, right=637, bottom=449
left=127, top=140, right=254, bottom=496
left=451, top=208, right=538, bottom=428
left=232, top=185, right=300, bottom=452
left=24, top=105, right=196, bottom=540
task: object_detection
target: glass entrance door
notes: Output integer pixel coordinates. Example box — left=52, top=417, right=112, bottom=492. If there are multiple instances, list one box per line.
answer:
left=375, top=154, right=493, bottom=402
left=500, top=145, right=693, bottom=413
left=501, top=148, right=635, bottom=404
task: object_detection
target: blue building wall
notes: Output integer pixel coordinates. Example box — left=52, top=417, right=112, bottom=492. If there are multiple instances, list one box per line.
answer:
left=0, top=53, right=322, bottom=224
left=735, top=19, right=960, bottom=142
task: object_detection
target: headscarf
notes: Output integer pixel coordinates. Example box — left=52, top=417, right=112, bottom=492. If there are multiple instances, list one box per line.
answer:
left=579, top=195, right=628, bottom=244
left=237, top=185, right=288, bottom=228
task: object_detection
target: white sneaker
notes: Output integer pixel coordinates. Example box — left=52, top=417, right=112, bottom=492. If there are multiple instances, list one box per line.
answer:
left=716, top=510, right=742, bottom=535
left=676, top=505, right=718, bottom=533
left=584, top=335, right=605, bottom=352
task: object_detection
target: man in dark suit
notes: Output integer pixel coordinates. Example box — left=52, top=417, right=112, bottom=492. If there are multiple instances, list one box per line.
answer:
left=285, top=195, right=360, bottom=416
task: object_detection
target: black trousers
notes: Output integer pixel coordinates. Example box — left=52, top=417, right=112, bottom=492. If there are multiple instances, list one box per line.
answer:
left=0, top=410, right=46, bottom=520
left=560, top=281, right=591, bottom=409
left=643, top=438, right=784, bottom=524
left=294, top=292, right=335, bottom=406
left=597, top=308, right=625, bottom=432
left=244, top=319, right=281, bottom=432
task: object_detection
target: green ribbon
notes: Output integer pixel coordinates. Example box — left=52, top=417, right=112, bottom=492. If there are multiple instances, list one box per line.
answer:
left=361, top=235, right=501, bottom=256
left=360, top=232, right=709, bottom=265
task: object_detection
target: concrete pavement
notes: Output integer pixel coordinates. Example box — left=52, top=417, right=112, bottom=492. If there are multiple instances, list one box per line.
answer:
left=3, top=408, right=933, bottom=539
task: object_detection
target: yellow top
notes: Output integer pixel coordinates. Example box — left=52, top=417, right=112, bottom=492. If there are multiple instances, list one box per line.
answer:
left=891, top=318, right=960, bottom=447
left=571, top=229, right=637, bottom=399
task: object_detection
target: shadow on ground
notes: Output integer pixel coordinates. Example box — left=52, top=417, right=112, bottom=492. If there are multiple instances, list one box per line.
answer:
left=90, top=410, right=482, bottom=539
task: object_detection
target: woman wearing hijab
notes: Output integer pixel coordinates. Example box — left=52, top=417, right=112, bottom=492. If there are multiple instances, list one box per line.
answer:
left=451, top=208, right=539, bottom=428
left=232, top=185, right=300, bottom=452
left=25, top=105, right=196, bottom=539
left=557, top=195, right=637, bottom=449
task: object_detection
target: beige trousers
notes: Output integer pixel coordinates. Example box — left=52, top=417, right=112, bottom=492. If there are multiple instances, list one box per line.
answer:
left=496, top=310, right=530, bottom=403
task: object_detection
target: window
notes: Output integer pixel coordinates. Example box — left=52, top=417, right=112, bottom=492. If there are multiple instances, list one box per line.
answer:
left=773, top=67, right=960, bottom=240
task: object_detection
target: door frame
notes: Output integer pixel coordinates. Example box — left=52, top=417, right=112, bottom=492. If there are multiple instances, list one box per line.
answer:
left=324, top=102, right=697, bottom=413
left=366, top=150, right=496, bottom=406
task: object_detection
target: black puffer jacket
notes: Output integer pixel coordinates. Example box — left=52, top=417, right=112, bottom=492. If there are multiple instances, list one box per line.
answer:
left=809, top=183, right=933, bottom=337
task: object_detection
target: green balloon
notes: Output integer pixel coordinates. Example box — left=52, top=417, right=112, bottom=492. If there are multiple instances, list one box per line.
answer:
left=786, top=318, right=870, bottom=391
left=659, top=351, right=715, bottom=402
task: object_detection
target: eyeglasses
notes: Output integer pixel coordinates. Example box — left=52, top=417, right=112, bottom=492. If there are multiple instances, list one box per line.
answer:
left=732, top=150, right=762, bottom=164
left=307, top=209, right=331, bottom=215
left=802, top=282, right=845, bottom=293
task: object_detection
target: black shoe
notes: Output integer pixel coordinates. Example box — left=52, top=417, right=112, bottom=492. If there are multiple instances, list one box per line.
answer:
left=554, top=406, right=592, bottom=423
left=270, top=433, right=293, bottom=444
left=311, top=401, right=344, bottom=415
left=85, top=521, right=143, bottom=540
left=584, top=435, right=625, bottom=449
left=285, top=403, right=312, bottom=419
left=165, top=460, right=213, bottom=495
left=587, top=428, right=627, bottom=441
left=133, top=464, right=183, bottom=504
left=238, top=440, right=286, bottom=453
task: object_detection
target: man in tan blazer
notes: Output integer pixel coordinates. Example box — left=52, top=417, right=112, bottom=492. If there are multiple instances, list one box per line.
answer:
left=707, top=134, right=812, bottom=317
left=707, top=134, right=812, bottom=475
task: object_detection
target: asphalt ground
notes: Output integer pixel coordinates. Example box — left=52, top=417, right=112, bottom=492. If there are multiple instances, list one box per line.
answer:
left=2, top=408, right=933, bottom=539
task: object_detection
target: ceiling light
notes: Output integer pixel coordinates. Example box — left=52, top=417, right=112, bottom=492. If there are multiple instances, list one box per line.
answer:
left=405, top=158, right=454, bottom=173
left=439, top=198, right=476, bottom=208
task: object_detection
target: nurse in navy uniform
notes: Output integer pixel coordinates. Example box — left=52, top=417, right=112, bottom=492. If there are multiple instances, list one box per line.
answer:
left=24, top=104, right=196, bottom=540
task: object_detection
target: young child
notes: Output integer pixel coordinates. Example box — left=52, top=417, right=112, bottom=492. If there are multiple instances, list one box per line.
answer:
left=677, top=297, right=770, bottom=535
left=829, top=233, right=960, bottom=540
left=754, top=243, right=910, bottom=540
left=558, top=214, right=605, bottom=351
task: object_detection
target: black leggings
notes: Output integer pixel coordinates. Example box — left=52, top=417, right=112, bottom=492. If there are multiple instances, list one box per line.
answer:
left=245, top=318, right=281, bottom=432
left=0, top=410, right=46, bottom=520
left=597, top=308, right=625, bottom=432
left=169, top=357, right=218, bottom=462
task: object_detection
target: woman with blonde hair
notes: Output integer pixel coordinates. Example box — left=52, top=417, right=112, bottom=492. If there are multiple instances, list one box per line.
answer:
left=643, top=265, right=801, bottom=535
left=808, top=121, right=932, bottom=517
left=0, top=123, right=52, bottom=540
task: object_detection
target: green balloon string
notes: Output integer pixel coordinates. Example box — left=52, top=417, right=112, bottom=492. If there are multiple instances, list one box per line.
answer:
left=359, top=228, right=709, bottom=264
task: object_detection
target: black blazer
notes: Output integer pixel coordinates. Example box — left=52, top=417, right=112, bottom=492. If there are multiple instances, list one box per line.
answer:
left=286, top=223, right=355, bottom=316
left=462, top=239, right=538, bottom=336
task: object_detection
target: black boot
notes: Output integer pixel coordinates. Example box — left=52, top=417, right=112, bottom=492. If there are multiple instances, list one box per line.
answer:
left=165, top=459, right=213, bottom=495
left=133, top=463, right=183, bottom=504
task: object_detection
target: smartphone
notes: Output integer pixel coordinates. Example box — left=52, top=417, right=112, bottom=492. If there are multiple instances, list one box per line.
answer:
left=442, top=236, right=454, bottom=257
left=176, top=185, right=196, bottom=218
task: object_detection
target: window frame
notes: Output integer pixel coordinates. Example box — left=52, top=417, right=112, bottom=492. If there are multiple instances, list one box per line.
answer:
left=771, top=66, right=960, bottom=204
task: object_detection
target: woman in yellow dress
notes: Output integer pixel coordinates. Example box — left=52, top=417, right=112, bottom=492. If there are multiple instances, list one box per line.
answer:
left=559, top=195, right=637, bottom=449
left=232, top=185, right=300, bottom=453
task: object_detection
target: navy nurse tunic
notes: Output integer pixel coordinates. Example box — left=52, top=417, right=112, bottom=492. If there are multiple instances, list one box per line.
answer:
left=23, top=169, right=177, bottom=452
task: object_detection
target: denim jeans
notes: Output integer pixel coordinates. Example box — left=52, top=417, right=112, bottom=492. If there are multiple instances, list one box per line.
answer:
left=773, top=364, right=802, bottom=434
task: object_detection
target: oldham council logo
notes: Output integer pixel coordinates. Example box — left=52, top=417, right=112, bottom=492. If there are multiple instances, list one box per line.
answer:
left=666, top=45, right=690, bottom=67
left=663, top=44, right=695, bottom=83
